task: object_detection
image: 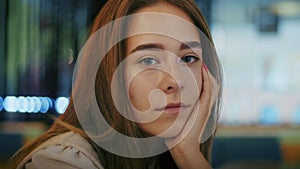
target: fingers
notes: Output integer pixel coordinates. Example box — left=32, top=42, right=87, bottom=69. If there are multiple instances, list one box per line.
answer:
left=165, top=63, right=219, bottom=147
left=200, top=63, right=212, bottom=107
left=194, top=63, right=219, bottom=143
left=201, top=63, right=219, bottom=107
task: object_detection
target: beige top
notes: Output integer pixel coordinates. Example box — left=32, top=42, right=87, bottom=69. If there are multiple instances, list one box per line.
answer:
left=17, top=132, right=104, bottom=169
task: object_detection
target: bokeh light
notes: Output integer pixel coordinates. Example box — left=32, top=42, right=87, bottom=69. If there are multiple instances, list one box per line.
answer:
left=39, top=97, right=50, bottom=113
left=3, top=96, right=19, bottom=112
left=17, top=96, right=28, bottom=113
left=1, top=96, right=68, bottom=114
left=32, top=97, right=41, bottom=113
left=26, top=97, right=35, bottom=113
left=0, top=97, right=3, bottom=111
left=55, top=97, right=69, bottom=114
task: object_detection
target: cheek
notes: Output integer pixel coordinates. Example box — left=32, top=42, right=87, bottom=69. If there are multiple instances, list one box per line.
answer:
left=197, top=74, right=203, bottom=93
left=128, top=76, right=152, bottom=111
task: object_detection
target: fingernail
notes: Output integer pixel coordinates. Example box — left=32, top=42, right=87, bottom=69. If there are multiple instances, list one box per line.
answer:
left=203, top=63, right=208, bottom=71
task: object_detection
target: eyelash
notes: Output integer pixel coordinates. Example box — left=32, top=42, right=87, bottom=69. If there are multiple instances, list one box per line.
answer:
left=138, top=57, right=159, bottom=65
left=137, top=54, right=200, bottom=66
left=180, top=55, right=200, bottom=64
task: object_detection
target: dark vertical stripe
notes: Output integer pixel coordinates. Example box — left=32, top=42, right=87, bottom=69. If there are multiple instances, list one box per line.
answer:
left=0, top=0, right=7, bottom=95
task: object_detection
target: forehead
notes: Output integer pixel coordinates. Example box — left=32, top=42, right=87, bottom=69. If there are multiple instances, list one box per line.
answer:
left=126, top=34, right=201, bottom=52
left=127, top=3, right=200, bottom=43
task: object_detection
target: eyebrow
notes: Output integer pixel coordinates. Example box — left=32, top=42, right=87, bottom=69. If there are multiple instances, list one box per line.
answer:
left=130, top=43, right=165, bottom=54
left=180, top=41, right=202, bottom=50
left=130, top=41, right=201, bottom=54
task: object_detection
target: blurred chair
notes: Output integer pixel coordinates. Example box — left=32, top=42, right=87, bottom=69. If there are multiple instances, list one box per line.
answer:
left=211, top=137, right=282, bottom=169
left=0, top=132, right=23, bottom=161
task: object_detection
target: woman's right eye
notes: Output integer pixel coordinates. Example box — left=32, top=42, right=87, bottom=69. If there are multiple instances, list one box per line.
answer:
left=138, top=57, right=159, bottom=65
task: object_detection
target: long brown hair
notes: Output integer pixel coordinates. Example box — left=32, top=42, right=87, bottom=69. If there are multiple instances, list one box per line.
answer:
left=11, top=0, right=223, bottom=168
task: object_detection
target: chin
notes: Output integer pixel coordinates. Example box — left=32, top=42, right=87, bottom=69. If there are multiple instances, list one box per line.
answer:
left=138, top=118, right=186, bottom=138
left=152, top=123, right=184, bottom=138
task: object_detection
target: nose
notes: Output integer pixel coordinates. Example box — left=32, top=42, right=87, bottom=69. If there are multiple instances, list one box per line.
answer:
left=159, top=72, right=183, bottom=93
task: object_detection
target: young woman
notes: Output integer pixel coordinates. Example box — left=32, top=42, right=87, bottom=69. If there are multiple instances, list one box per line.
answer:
left=11, top=0, right=223, bottom=168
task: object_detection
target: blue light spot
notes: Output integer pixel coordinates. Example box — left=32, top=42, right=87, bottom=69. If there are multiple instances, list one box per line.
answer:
left=260, top=105, right=280, bottom=125
left=55, top=97, right=69, bottom=114
left=0, top=97, right=3, bottom=111
left=39, top=97, right=49, bottom=113
left=32, top=97, right=41, bottom=113
left=45, top=97, right=53, bottom=109
left=294, top=107, right=300, bottom=124
left=26, top=97, right=35, bottom=113
left=3, top=96, right=19, bottom=112
left=18, top=96, right=28, bottom=113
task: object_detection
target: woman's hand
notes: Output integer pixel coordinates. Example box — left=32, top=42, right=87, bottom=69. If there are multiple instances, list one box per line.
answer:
left=165, top=63, right=219, bottom=169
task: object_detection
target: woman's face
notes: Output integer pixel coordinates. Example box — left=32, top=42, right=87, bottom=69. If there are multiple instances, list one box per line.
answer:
left=125, top=3, right=203, bottom=137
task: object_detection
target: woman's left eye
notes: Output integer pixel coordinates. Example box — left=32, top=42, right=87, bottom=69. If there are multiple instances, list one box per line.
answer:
left=181, top=55, right=200, bottom=64
left=138, top=57, right=159, bottom=65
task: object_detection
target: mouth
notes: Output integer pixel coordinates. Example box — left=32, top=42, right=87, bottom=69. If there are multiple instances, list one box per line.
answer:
left=156, top=102, right=189, bottom=115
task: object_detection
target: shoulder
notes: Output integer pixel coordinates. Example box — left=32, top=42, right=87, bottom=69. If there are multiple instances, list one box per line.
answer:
left=18, top=132, right=104, bottom=169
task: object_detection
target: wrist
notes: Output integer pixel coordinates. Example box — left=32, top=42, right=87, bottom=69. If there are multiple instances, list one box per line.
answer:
left=170, top=143, right=200, bottom=156
left=170, top=146, right=211, bottom=169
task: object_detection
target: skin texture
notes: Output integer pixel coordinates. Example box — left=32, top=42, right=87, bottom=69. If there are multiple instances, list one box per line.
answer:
left=126, top=2, right=202, bottom=138
left=126, top=2, right=218, bottom=169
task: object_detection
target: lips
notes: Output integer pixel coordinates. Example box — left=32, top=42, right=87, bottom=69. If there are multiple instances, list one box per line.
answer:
left=156, top=102, right=189, bottom=115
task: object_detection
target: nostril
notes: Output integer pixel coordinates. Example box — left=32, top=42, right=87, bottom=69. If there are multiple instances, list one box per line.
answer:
left=167, top=86, right=173, bottom=90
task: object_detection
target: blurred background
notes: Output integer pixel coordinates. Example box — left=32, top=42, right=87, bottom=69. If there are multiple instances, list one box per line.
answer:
left=0, top=0, right=300, bottom=168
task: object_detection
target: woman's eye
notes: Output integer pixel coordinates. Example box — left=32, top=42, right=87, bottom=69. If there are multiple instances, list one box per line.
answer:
left=181, top=55, right=200, bottom=64
left=139, top=57, right=159, bottom=65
